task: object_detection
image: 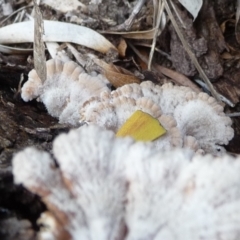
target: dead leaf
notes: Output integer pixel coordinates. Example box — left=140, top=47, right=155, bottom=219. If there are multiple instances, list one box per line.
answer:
left=178, top=0, right=203, bottom=20
left=0, top=20, right=117, bottom=54
left=117, top=38, right=127, bottom=57
left=93, top=58, right=141, bottom=87
left=154, top=64, right=201, bottom=93
left=100, top=28, right=156, bottom=39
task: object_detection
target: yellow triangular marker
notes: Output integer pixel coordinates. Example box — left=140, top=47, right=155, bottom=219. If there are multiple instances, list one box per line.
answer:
left=116, top=110, right=166, bottom=141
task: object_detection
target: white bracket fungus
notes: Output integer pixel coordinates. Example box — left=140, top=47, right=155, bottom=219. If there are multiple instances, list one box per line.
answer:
left=13, top=125, right=240, bottom=240
left=21, top=59, right=233, bottom=154
left=80, top=94, right=183, bottom=150
left=21, top=59, right=110, bottom=125
left=80, top=81, right=233, bottom=155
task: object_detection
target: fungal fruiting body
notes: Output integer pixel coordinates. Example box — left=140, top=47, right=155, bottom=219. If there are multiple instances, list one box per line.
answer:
left=13, top=126, right=131, bottom=240
left=21, top=59, right=110, bottom=125
left=22, top=59, right=233, bottom=154
left=80, top=81, right=233, bottom=155
left=80, top=93, right=183, bottom=151
left=13, top=125, right=240, bottom=240
left=124, top=150, right=240, bottom=240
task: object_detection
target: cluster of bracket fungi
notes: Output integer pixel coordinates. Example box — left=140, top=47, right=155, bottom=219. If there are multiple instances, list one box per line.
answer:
left=13, top=58, right=239, bottom=240
left=21, top=59, right=233, bottom=155
left=13, top=125, right=240, bottom=240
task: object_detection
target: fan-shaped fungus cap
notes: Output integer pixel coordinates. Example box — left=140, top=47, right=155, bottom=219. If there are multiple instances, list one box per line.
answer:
left=80, top=93, right=183, bottom=150
left=21, top=69, right=43, bottom=102
left=13, top=125, right=240, bottom=240
left=13, top=147, right=85, bottom=240
left=174, top=92, right=233, bottom=154
left=21, top=59, right=110, bottom=125
left=154, top=82, right=196, bottom=115
left=81, top=81, right=233, bottom=154
left=13, top=125, right=132, bottom=240
left=112, top=81, right=195, bottom=115
left=139, top=82, right=233, bottom=154
left=124, top=151, right=240, bottom=240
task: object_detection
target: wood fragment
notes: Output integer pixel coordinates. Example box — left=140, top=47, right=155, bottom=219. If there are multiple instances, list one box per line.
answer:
left=33, top=0, right=46, bottom=83
left=148, top=0, right=164, bottom=70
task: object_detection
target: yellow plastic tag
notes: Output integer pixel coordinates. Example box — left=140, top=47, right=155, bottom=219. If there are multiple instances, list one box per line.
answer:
left=116, top=110, right=166, bottom=141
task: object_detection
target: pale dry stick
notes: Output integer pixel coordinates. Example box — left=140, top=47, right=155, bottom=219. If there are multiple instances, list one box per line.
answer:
left=33, top=0, right=46, bottom=83
left=66, top=43, right=88, bottom=68
left=169, top=0, right=186, bottom=29
left=127, top=41, right=201, bottom=93
left=148, top=0, right=164, bottom=70
left=227, top=112, right=240, bottom=117
left=110, top=0, right=147, bottom=31
left=134, top=42, right=172, bottom=60
left=0, top=5, right=33, bottom=26
left=13, top=8, right=26, bottom=23
left=236, top=0, right=240, bottom=43
left=236, top=0, right=240, bottom=24
left=18, top=7, right=27, bottom=22
left=195, top=79, right=234, bottom=107
left=124, top=0, right=147, bottom=30
left=163, top=0, right=221, bottom=102
left=153, top=0, right=158, bottom=26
